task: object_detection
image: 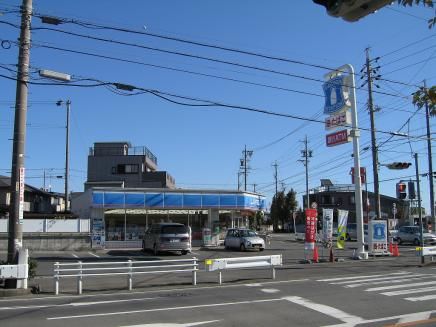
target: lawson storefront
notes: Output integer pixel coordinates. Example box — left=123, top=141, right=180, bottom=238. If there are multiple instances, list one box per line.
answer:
left=72, top=187, right=266, bottom=248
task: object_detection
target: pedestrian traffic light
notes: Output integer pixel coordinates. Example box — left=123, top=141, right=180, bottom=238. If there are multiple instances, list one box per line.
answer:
left=386, top=162, right=412, bottom=170
left=396, top=182, right=407, bottom=200
left=312, top=0, right=392, bottom=22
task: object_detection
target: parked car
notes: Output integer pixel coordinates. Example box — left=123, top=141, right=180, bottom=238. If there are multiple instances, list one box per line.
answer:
left=143, top=223, right=191, bottom=255
left=224, top=228, right=265, bottom=251
left=395, top=225, right=436, bottom=246
left=346, top=223, right=368, bottom=241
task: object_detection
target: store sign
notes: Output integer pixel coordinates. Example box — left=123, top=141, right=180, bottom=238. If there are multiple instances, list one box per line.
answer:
left=369, top=220, right=387, bottom=255
left=322, top=75, right=351, bottom=115
left=350, top=167, right=366, bottom=184
left=325, top=111, right=351, bottom=130
left=305, top=209, right=318, bottom=250
left=326, top=129, right=350, bottom=147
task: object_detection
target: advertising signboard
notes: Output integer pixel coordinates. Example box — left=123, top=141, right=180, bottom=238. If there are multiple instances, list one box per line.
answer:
left=326, top=129, right=350, bottom=147
left=322, top=208, right=334, bottom=248
left=305, top=208, right=318, bottom=250
left=369, top=220, right=387, bottom=255
left=92, top=217, right=105, bottom=248
left=19, top=167, right=25, bottom=223
left=325, top=111, right=351, bottom=130
left=322, top=75, right=351, bottom=115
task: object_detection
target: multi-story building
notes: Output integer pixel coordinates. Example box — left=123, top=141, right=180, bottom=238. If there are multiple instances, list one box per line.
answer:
left=85, top=142, right=175, bottom=190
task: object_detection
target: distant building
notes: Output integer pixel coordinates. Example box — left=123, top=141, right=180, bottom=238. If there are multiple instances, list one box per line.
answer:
left=85, top=142, right=175, bottom=190
left=0, top=175, right=66, bottom=219
left=303, top=180, right=409, bottom=227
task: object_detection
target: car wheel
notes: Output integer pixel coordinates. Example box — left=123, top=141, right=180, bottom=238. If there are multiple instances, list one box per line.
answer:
left=153, top=244, right=158, bottom=256
left=240, top=243, right=246, bottom=252
left=414, top=238, right=421, bottom=246
left=181, top=250, right=188, bottom=255
left=259, top=248, right=264, bottom=252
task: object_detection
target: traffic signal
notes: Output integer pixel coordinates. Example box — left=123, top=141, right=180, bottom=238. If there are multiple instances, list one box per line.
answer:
left=408, top=181, right=416, bottom=200
left=386, top=162, right=412, bottom=170
left=396, top=182, right=407, bottom=200
left=312, top=0, right=392, bottom=22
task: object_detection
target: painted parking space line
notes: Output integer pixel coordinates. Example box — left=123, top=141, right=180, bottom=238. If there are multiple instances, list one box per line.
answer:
left=344, top=275, right=435, bottom=288
left=330, top=274, right=428, bottom=285
left=261, top=289, right=280, bottom=294
left=405, top=294, right=436, bottom=302
left=71, top=253, right=79, bottom=258
left=88, top=252, right=100, bottom=258
left=366, top=280, right=436, bottom=292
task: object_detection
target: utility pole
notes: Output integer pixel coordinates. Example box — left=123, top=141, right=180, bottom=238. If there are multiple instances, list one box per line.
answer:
left=240, top=146, right=253, bottom=191
left=365, top=48, right=381, bottom=220
left=57, top=100, right=71, bottom=212
left=299, top=136, right=312, bottom=209
left=273, top=161, right=278, bottom=198
left=7, top=0, right=32, bottom=288
left=414, top=153, right=425, bottom=264
left=423, top=80, right=435, bottom=233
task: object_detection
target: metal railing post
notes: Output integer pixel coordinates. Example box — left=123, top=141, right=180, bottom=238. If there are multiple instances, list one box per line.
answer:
left=272, top=267, right=276, bottom=280
left=77, top=261, right=82, bottom=295
left=54, top=262, right=59, bottom=295
left=127, top=260, right=133, bottom=291
left=219, top=271, right=222, bottom=285
left=192, top=257, right=197, bottom=286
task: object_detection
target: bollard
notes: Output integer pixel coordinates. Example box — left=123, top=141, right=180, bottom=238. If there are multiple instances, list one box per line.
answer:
left=218, top=271, right=222, bottom=285
left=77, top=261, right=82, bottom=295
left=192, top=257, right=197, bottom=286
left=272, top=267, right=276, bottom=280
left=54, top=262, right=59, bottom=295
left=127, top=260, right=133, bottom=291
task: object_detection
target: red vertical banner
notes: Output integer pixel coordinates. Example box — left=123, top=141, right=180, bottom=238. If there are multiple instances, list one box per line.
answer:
left=305, top=208, right=318, bottom=250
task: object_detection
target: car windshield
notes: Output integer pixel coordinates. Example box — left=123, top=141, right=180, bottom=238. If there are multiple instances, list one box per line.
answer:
left=240, top=230, right=257, bottom=237
left=161, top=225, right=188, bottom=234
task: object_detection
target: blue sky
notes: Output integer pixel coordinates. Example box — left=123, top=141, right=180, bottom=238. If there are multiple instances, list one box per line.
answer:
left=0, top=1, right=435, bottom=214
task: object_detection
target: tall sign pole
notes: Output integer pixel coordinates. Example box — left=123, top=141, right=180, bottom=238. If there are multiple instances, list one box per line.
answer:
left=323, top=64, right=366, bottom=258
left=6, top=0, right=32, bottom=288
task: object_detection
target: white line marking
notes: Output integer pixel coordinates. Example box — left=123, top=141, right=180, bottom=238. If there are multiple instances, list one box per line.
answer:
left=330, top=274, right=429, bottom=285
left=0, top=297, right=157, bottom=310
left=406, top=294, right=436, bottom=302
left=382, top=286, right=436, bottom=296
left=283, top=296, right=363, bottom=324
left=47, top=298, right=283, bottom=320
left=317, top=271, right=408, bottom=282
left=71, top=253, right=79, bottom=258
left=245, top=283, right=263, bottom=287
left=398, top=312, right=431, bottom=323
left=88, top=252, right=100, bottom=258
left=190, top=252, right=200, bottom=255
left=345, top=276, right=436, bottom=288
left=261, top=289, right=280, bottom=294
left=0, top=278, right=308, bottom=303
left=119, top=320, right=220, bottom=327
left=322, top=310, right=436, bottom=327
left=366, top=280, right=436, bottom=292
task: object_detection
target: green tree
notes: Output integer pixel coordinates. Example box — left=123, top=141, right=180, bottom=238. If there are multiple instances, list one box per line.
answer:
left=284, top=189, right=298, bottom=230
left=270, top=191, right=286, bottom=231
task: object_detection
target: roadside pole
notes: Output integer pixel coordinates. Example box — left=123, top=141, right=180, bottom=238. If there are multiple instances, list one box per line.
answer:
left=6, top=0, right=32, bottom=289
left=414, top=153, right=425, bottom=265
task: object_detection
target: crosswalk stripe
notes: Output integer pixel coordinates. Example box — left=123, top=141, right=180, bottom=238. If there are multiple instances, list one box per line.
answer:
left=382, top=286, right=436, bottom=296
left=366, top=280, right=436, bottom=292
left=405, top=294, right=436, bottom=302
left=344, top=275, right=435, bottom=288
left=330, top=273, right=429, bottom=285
left=317, top=271, right=408, bottom=282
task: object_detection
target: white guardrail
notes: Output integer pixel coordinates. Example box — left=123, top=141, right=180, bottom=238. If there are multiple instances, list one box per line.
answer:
left=205, top=254, right=282, bottom=284
left=54, top=258, right=198, bottom=295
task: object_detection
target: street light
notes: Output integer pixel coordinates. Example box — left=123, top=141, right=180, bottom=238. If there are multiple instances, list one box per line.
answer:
left=56, top=100, right=71, bottom=212
left=38, top=69, right=71, bottom=212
